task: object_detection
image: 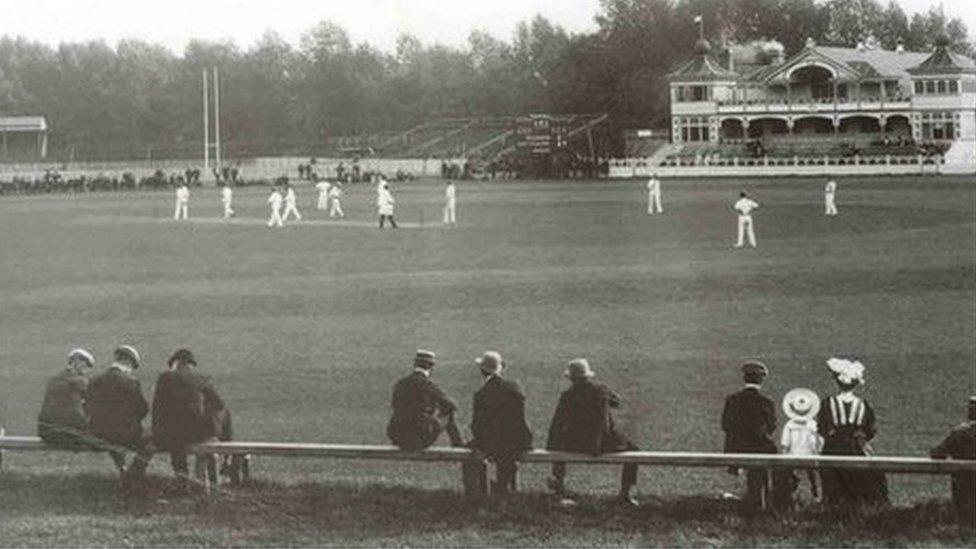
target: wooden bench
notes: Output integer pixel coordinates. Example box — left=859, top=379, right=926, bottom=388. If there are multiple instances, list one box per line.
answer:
left=3, top=435, right=974, bottom=498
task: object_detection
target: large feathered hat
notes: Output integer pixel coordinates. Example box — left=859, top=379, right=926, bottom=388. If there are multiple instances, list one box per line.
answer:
left=826, top=357, right=865, bottom=385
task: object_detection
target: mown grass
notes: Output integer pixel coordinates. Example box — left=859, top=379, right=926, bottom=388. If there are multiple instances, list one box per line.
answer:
left=1, top=471, right=974, bottom=547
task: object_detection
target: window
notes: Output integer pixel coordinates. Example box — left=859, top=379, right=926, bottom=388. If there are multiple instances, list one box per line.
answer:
left=949, top=81, right=959, bottom=93
left=937, top=81, right=947, bottom=94
left=914, top=81, right=923, bottom=94
left=919, top=111, right=956, bottom=141
left=678, top=117, right=711, bottom=142
left=925, top=81, right=935, bottom=93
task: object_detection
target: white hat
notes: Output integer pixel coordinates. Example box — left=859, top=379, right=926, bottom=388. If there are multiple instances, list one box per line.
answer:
left=67, top=348, right=95, bottom=367
left=782, top=388, right=821, bottom=420
left=114, top=345, right=141, bottom=368
left=826, top=357, right=865, bottom=385
left=564, top=358, right=595, bottom=379
left=476, top=351, right=503, bottom=374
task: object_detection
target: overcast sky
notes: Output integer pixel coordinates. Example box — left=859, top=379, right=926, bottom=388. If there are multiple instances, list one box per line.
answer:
left=0, top=0, right=971, bottom=54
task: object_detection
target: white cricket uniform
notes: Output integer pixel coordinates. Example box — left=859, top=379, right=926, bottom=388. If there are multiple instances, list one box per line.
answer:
left=174, top=186, right=189, bottom=220
left=824, top=180, right=838, bottom=216
left=267, top=190, right=284, bottom=227
left=282, top=187, right=302, bottom=221
left=646, top=177, right=662, bottom=214
left=377, top=189, right=395, bottom=216
left=328, top=186, right=344, bottom=218
left=221, top=186, right=234, bottom=219
left=315, top=181, right=331, bottom=210
left=443, top=184, right=457, bottom=224
left=734, top=197, right=759, bottom=248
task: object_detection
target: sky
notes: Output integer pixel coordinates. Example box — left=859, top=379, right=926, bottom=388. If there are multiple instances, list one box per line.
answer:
left=0, top=0, right=971, bottom=55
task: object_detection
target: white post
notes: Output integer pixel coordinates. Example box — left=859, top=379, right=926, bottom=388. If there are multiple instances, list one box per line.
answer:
left=203, top=69, right=209, bottom=176
left=214, top=67, right=221, bottom=170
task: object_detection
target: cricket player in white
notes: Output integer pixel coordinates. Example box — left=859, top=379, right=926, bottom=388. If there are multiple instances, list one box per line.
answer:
left=220, top=184, right=234, bottom=219
left=824, top=179, right=838, bottom=216
left=315, top=179, right=331, bottom=211
left=267, top=187, right=285, bottom=228
left=734, top=191, right=759, bottom=248
left=443, top=181, right=457, bottom=225
left=174, top=183, right=189, bottom=220
left=328, top=183, right=345, bottom=218
left=378, top=182, right=397, bottom=228
left=282, top=184, right=302, bottom=221
left=646, top=174, right=663, bottom=214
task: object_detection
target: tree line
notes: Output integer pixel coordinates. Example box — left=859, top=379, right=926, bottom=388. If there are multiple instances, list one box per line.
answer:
left=0, top=0, right=971, bottom=160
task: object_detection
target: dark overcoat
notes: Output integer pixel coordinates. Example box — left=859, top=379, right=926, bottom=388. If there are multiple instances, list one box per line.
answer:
left=546, top=380, right=636, bottom=455
left=470, top=375, right=533, bottom=459
left=721, top=387, right=778, bottom=454
left=151, top=367, right=226, bottom=449
left=85, top=367, right=149, bottom=447
left=387, top=371, right=458, bottom=451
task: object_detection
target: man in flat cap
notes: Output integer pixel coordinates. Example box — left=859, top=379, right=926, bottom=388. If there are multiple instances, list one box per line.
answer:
left=85, top=345, right=149, bottom=475
left=721, top=360, right=778, bottom=512
left=145, top=349, right=230, bottom=491
left=930, top=396, right=976, bottom=530
left=469, top=351, right=533, bottom=495
left=387, top=350, right=463, bottom=451
left=38, top=349, right=95, bottom=448
left=546, top=358, right=640, bottom=507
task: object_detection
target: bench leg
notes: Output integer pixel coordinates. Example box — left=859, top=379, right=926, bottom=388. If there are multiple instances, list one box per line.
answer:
left=462, top=458, right=489, bottom=501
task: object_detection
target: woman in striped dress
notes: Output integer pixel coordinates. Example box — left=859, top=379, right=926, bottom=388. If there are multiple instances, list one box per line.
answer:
left=816, top=358, right=889, bottom=506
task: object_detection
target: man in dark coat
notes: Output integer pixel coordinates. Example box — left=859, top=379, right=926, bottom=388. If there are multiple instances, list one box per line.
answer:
left=38, top=349, right=94, bottom=448
left=931, top=396, right=976, bottom=530
left=721, top=360, right=778, bottom=512
left=469, top=351, right=533, bottom=494
left=546, top=358, right=639, bottom=506
left=143, top=349, right=230, bottom=489
left=85, top=345, right=149, bottom=474
left=387, top=350, right=463, bottom=451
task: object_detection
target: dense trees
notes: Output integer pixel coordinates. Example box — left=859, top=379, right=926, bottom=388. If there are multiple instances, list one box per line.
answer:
left=0, top=0, right=971, bottom=160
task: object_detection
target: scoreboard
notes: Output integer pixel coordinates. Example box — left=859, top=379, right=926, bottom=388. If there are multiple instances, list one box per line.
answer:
left=516, top=114, right=568, bottom=155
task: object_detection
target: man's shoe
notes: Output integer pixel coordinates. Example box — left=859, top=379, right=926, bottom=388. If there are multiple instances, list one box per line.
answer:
left=617, top=495, right=640, bottom=508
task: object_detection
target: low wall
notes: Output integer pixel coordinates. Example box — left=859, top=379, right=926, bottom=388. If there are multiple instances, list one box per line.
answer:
left=608, top=155, right=963, bottom=178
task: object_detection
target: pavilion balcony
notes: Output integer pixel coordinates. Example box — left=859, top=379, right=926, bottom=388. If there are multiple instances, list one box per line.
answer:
left=715, top=95, right=911, bottom=114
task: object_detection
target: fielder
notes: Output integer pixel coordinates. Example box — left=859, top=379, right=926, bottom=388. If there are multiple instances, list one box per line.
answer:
left=220, top=184, right=234, bottom=219
left=267, top=186, right=284, bottom=228
left=328, top=183, right=345, bottom=218
left=282, top=184, right=302, bottom=221
left=646, top=173, right=663, bottom=214
left=315, top=179, right=331, bottom=211
left=824, top=179, right=838, bottom=216
left=443, top=180, right=457, bottom=225
left=378, top=182, right=397, bottom=228
left=173, top=182, right=189, bottom=220
left=734, top=191, right=759, bottom=248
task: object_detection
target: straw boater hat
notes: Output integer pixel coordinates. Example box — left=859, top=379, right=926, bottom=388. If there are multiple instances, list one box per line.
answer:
left=67, top=348, right=95, bottom=368
left=114, top=345, right=141, bottom=369
left=782, top=388, right=821, bottom=421
left=476, top=351, right=503, bottom=374
left=414, top=349, right=436, bottom=369
left=564, top=358, right=595, bottom=379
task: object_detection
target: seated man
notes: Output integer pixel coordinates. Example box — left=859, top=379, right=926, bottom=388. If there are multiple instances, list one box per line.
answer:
left=469, top=351, right=533, bottom=495
left=38, top=349, right=95, bottom=448
left=146, top=349, right=233, bottom=491
left=721, top=361, right=779, bottom=513
left=546, top=358, right=640, bottom=507
left=387, top=350, right=463, bottom=451
left=931, top=396, right=976, bottom=530
left=85, top=345, right=149, bottom=474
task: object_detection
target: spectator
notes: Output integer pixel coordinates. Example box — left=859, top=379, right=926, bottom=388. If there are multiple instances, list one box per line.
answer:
left=37, top=349, right=94, bottom=448
left=387, top=350, right=463, bottom=451
left=930, top=396, right=976, bottom=530
left=817, top=358, right=888, bottom=506
left=468, top=351, right=533, bottom=495
left=546, top=358, right=640, bottom=507
left=148, top=349, right=230, bottom=492
left=779, top=388, right=823, bottom=505
left=84, top=345, right=149, bottom=475
left=721, top=361, right=778, bottom=512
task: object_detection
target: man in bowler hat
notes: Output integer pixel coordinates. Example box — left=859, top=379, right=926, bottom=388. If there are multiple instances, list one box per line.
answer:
left=387, top=350, right=463, bottom=450
left=721, top=360, right=778, bottom=512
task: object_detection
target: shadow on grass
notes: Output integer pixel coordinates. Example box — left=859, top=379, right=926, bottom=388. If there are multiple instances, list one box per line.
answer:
left=1, top=471, right=974, bottom=546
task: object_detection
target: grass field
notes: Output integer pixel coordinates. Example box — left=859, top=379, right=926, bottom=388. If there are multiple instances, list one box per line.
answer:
left=0, top=175, right=974, bottom=546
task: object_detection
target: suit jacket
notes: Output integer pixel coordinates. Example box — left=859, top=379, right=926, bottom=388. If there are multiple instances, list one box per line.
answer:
left=721, top=387, right=778, bottom=454
left=151, top=366, right=226, bottom=449
left=470, top=375, right=533, bottom=458
left=546, top=380, right=635, bottom=455
left=38, top=369, right=89, bottom=433
left=387, top=371, right=457, bottom=450
left=85, top=366, right=149, bottom=446
left=931, top=420, right=976, bottom=515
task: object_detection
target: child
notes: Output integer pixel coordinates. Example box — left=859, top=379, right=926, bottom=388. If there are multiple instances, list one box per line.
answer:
left=781, top=388, right=823, bottom=503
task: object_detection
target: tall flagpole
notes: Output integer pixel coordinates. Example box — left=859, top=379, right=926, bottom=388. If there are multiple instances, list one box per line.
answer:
left=213, top=67, right=222, bottom=170
left=203, top=69, right=209, bottom=177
